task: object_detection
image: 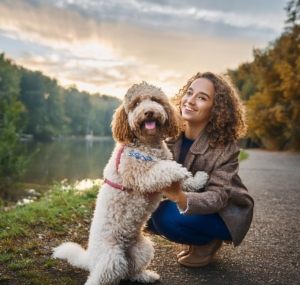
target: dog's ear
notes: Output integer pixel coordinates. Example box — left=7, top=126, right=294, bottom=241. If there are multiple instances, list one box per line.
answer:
left=164, top=103, right=183, bottom=139
left=111, top=104, right=135, bottom=144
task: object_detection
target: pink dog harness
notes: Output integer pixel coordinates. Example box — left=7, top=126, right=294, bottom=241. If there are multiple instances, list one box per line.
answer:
left=104, top=145, right=160, bottom=199
left=104, top=145, right=132, bottom=191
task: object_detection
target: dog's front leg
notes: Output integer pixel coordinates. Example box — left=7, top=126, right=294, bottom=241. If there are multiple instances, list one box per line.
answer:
left=121, top=160, right=192, bottom=194
left=181, top=171, right=209, bottom=192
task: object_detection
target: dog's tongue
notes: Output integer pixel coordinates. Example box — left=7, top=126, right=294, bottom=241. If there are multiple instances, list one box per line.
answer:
left=145, top=121, right=156, bottom=130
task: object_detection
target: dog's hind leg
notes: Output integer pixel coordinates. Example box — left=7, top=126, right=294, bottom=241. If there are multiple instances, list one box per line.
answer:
left=128, top=236, right=160, bottom=284
left=85, top=245, right=128, bottom=285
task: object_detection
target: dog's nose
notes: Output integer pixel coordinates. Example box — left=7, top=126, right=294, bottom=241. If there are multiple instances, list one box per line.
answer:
left=144, top=110, right=154, bottom=118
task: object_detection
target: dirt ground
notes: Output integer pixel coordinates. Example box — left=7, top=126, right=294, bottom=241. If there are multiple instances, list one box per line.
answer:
left=121, top=149, right=300, bottom=285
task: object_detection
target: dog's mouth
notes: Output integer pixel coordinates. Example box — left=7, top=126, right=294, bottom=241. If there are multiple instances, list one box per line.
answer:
left=144, top=121, right=156, bottom=130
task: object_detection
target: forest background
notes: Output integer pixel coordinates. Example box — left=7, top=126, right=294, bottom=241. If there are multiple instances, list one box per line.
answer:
left=0, top=0, right=299, bottom=192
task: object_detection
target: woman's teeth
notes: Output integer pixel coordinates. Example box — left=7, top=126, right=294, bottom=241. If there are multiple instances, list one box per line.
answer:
left=185, top=106, right=195, bottom=112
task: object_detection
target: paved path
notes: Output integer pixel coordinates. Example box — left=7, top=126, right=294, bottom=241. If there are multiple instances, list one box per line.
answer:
left=121, top=149, right=300, bottom=285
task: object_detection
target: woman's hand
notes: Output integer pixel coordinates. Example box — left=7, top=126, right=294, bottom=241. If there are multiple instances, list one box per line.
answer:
left=161, top=181, right=187, bottom=211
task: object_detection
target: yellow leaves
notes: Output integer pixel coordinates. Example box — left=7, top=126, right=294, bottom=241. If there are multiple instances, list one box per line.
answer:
left=292, top=103, right=300, bottom=120
left=230, top=24, right=300, bottom=149
left=241, top=26, right=300, bottom=149
left=274, top=61, right=299, bottom=100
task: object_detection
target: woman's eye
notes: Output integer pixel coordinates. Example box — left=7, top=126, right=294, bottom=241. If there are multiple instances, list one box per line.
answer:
left=186, top=91, right=192, bottom=96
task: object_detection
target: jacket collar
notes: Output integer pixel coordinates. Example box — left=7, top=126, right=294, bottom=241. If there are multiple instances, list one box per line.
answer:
left=189, top=127, right=210, bottom=155
left=168, top=127, right=211, bottom=161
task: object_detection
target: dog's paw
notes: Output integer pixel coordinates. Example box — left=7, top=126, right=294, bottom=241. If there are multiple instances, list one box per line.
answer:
left=194, top=171, right=209, bottom=188
left=130, top=270, right=160, bottom=283
left=181, top=171, right=209, bottom=192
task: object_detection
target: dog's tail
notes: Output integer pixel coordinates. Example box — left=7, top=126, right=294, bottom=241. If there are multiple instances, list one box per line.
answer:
left=52, top=242, right=89, bottom=270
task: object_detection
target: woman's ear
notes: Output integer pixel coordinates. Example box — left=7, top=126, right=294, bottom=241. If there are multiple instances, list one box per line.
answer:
left=164, top=103, right=183, bottom=139
left=111, top=104, right=135, bottom=144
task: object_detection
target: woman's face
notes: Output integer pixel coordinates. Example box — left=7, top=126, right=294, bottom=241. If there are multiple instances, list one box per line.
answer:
left=180, top=77, right=215, bottom=125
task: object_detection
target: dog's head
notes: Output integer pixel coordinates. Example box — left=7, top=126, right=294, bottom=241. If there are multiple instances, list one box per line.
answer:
left=112, top=82, right=182, bottom=144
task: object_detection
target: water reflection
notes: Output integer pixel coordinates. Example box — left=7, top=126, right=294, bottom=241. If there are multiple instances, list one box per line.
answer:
left=22, top=137, right=115, bottom=185
left=1, top=137, right=115, bottom=203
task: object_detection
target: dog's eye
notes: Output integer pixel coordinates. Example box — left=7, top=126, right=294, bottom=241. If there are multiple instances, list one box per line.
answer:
left=134, top=102, right=139, bottom=107
left=151, top=98, right=157, bottom=102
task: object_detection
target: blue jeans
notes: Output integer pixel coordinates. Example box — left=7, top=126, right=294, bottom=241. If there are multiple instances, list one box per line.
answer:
left=146, top=200, right=232, bottom=245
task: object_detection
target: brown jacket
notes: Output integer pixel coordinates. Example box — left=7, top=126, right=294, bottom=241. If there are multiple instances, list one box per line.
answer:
left=166, top=130, right=254, bottom=246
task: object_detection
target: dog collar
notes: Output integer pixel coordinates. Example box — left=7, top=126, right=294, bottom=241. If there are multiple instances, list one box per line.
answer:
left=128, top=151, right=153, bottom=161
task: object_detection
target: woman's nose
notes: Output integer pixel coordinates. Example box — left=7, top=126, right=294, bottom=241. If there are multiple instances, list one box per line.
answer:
left=187, top=95, right=195, bottom=104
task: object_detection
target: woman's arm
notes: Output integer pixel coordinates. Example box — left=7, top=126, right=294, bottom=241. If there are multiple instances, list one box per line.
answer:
left=162, top=143, right=242, bottom=215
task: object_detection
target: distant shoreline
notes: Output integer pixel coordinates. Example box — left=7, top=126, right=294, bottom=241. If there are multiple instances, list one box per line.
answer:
left=20, top=135, right=114, bottom=142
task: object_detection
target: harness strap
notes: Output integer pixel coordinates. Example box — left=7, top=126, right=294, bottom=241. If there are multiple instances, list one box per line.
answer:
left=104, top=178, right=131, bottom=191
left=104, top=145, right=132, bottom=191
left=116, top=145, right=125, bottom=173
left=104, top=145, right=159, bottom=199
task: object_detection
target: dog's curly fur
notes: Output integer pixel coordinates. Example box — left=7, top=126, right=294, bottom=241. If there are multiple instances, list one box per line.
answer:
left=53, top=82, right=208, bottom=285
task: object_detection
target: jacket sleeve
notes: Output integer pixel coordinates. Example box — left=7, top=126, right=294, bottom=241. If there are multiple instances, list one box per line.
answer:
left=181, top=143, right=242, bottom=215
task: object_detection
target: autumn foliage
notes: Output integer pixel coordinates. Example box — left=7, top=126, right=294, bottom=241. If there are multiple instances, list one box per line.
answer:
left=229, top=0, right=300, bottom=150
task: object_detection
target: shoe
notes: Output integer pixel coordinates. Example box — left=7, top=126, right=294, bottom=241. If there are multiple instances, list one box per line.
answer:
left=178, top=239, right=222, bottom=267
left=176, top=244, right=191, bottom=259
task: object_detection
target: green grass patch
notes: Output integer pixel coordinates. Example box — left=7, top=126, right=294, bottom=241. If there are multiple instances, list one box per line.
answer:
left=0, top=182, right=98, bottom=239
left=0, top=253, right=14, bottom=264
left=153, top=235, right=173, bottom=250
left=0, top=275, right=11, bottom=282
left=0, top=181, right=99, bottom=284
left=18, top=269, right=40, bottom=278
left=239, top=149, right=249, bottom=162
left=43, top=258, right=60, bottom=268
left=8, top=258, right=34, bottom=271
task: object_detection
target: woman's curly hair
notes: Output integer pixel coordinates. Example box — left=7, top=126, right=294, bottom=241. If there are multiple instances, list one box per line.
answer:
left=172, top=72, right=248, bottom=148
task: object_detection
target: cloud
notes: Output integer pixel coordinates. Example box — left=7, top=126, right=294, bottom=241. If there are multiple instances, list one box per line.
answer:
left=0, top=0, right=286, bottom=98
left=18, top=0, right=286, bottom=37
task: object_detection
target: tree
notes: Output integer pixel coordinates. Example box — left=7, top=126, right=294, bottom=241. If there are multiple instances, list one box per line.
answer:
left=20, top=69, right=70, bottom=140
left=64, top=87, right=91, bottom=136
left=0, top=54, right=28, bottom=190
left=228, top=63, right=257, bottom=101
left=89, top=94, right=121, bottom=136
left=246, top=5, right=300, bottom=150
left=228, top=2, right=300, bottom=150
left=285, top=0, right=300, bottom=28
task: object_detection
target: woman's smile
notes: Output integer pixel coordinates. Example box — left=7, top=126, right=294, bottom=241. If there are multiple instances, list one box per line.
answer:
left=183, top=106, right=196, bottom=113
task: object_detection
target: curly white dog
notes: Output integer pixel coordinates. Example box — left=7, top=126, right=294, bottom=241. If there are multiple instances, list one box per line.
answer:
left=52, top=82, right=208, bottom=285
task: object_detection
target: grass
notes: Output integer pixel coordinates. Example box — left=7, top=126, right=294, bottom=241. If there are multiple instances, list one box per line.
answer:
left=0, top=181, right=100, bottom=284
left=239, top=149, right=249, bottom=162
left=8, top=259, right=35, bottom=271
left=153, top=235, right=173, bottom=250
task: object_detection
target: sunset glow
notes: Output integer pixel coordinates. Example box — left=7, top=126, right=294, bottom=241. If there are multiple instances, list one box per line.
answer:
left=0, top=0, right=287, bottom=98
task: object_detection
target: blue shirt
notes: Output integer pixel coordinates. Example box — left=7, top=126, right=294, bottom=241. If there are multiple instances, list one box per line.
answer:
left=178, top=134, right=195, bottom=165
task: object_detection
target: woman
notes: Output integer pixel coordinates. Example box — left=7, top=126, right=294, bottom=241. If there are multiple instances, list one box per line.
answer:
left=146, top=72, right=254, bottom=267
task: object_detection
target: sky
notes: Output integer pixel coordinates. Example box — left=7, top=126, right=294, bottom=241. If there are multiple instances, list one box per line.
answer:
left=0, top=0, right=288, bottom=98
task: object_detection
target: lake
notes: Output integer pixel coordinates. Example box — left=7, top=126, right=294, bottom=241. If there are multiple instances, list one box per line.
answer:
left=2, top=137, right=115, bottom=203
